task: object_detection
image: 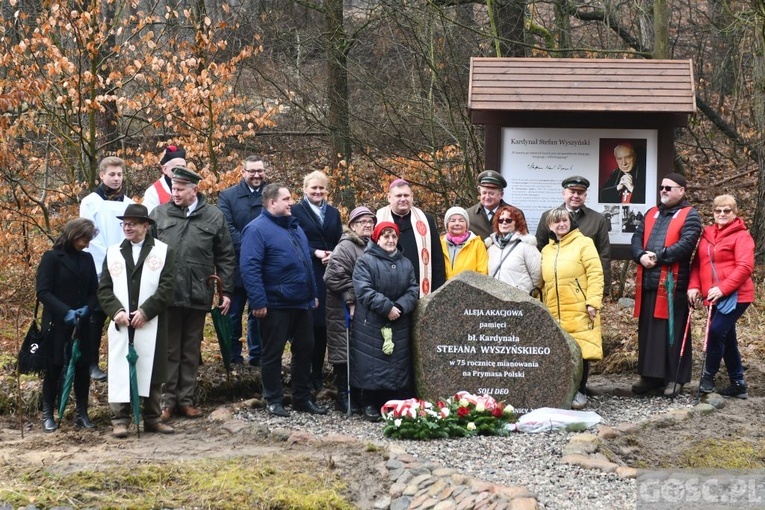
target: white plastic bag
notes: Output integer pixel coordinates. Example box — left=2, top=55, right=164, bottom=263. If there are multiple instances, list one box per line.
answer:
left=515, top=407, right=602, bottom=433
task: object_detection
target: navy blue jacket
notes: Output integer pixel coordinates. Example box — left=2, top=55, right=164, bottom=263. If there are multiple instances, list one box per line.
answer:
left=240, top=209, right=317, bottom=310
left=291, top=199, right=342, bottom=327
left=218, top=179, right=265, bottom=287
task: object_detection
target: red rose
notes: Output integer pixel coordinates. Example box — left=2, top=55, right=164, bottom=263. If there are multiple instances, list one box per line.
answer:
left=492, top=408, right=503, bottom=418
left=457, top=407, right=470, bottom=418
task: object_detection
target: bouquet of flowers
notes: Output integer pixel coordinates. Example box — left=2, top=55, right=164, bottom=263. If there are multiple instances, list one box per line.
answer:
left=381, top=391, right=517, bottom=440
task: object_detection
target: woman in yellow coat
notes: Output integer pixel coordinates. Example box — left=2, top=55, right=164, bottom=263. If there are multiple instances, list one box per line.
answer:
left=441, top=207, right=488, bottom=280
left=540, top=207, right=604, bottom=409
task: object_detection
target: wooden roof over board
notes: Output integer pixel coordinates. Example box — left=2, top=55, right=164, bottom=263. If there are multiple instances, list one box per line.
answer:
left=468, top=58, right=696, bottom=116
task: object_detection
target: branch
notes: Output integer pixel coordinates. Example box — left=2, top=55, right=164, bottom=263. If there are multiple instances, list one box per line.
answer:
left=696, top=94, right=761, bottom=165
left=568, top=4, right=650, bottom=54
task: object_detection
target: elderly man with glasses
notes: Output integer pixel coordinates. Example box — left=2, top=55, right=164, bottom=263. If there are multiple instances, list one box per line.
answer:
left=535, top=176, right=611, bottom=294
left=630, top=173, right=702, bottom=398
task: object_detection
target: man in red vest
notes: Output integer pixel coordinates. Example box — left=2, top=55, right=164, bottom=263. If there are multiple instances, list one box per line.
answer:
left=143, top=145, right=186, bottom=213
left=630, top=173, right=702, bottom=398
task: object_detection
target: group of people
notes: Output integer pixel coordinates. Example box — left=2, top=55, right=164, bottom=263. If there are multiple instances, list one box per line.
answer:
left=35, top=147, right=754, bottom=435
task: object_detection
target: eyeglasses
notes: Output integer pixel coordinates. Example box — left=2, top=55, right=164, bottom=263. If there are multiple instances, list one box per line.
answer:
left=714, top=208, right=733, bottom=215
left=497, top=218, right=514, bottom=224
left=354, top=220, right=375, bottom=226
left=120, top=221, right=140, bottom=228
left=659, top=185, right=681, bottom=191
left=244, top=169, right=265, bottom=174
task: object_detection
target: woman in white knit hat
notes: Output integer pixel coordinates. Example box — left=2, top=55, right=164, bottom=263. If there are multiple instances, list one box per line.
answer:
left=440, top=206, right=488, bottom=280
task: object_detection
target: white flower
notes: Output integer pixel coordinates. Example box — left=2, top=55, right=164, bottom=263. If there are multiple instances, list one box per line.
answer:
left=504, top=405, right=515, bottom=415
left=459, top=398, right=469, bottom=407
left=467, top=422, right=476, bottom=431
left=394, top=419, right=402, bottom=427
left=475, top=402, right=485, bottom=413
left=440, top=407, right=450, bottom=418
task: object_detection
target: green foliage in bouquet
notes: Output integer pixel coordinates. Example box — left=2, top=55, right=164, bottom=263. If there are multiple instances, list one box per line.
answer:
left=381, top=392, right=518, bottom=440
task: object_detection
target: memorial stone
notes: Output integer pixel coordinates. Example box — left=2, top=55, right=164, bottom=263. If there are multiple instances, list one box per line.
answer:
left=413, top=271, right=582, bottom=413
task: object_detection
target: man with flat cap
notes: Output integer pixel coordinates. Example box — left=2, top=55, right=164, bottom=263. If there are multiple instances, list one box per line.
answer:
left=98, top=204, right=175, bottom=437
left=536, top=176, right=611, bottom=293
left=143, top=145, right=186, bottom=213
left=150, top=166, right=236, bottom=421
left=466, top=170, right=510, bottom=241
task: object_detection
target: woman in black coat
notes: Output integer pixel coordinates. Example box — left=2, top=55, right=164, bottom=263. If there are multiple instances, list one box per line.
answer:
left=291, top=171, right=342, bottom=391
left=351, top=222, right=419, bottom=421
left=36, top=218, right=99, bottom=432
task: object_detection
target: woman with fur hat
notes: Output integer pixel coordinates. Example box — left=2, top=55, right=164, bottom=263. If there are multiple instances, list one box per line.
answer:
left=351, top=222, right=419, bottom=421
left=440, top=207, right=488, bottom=280
left=324, top=206, right=376, bottom=414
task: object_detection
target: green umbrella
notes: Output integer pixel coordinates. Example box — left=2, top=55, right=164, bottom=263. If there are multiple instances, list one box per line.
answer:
left=57, top=325, right=81, bottom=422
left=665, top=271, right=676, bottom=346
left=127, top=326, right=141, bottom=437
left=207, top=275, right=232, bottom=376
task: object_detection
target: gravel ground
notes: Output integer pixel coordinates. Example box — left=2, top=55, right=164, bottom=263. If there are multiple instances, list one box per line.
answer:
left=237, top=377, right=697, bottom=510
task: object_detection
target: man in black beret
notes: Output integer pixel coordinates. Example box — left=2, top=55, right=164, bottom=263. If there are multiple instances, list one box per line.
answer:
left=536, top=176, right=612, bottom=294
left=466, top=170, right=511, bottom=241
left=143, top=145, right=187, bottom=213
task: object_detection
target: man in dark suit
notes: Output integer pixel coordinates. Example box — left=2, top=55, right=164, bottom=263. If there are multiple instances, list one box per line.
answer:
left=217, top=155, right=267, bottom=366
left=466, top=170, right=510, bottom=241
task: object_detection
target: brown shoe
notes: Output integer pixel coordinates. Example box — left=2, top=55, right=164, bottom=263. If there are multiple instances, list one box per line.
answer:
left=112, top=424, right=128, bottom=439
left=160, top=407, right=174, bottom=422
left=144, top=422, right=175, bottom=434
left=178, top=405, right=202, bottom=418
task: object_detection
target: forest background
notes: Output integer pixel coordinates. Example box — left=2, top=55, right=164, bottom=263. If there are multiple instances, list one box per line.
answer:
left=0, top=0, right=764, bottom=320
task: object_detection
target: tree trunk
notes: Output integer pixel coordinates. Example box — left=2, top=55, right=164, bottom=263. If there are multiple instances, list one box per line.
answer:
left=752, top=3, right=765, bottom=263
left=495, top=0, right=527, bottom=57
left=652, top=0, right=668, bottom=59
left=325, top=0, right=354, bottom=207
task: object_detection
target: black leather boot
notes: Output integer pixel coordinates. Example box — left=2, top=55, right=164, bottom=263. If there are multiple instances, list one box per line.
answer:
left=75, top=406, right=96, bottom=429
left=41, top=371, right=58, bottom=433
left=74, top=366, right=95, bottom=428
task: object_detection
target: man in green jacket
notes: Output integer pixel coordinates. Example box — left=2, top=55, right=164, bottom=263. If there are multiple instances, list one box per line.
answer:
left=150, top=167, right=236, bottom=422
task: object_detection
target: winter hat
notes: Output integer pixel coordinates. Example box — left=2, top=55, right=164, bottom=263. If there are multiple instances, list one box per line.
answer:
left=372, top=221, right=399, bottom=243
left=348, top=206, right=376, bottom=227
left=171, top=166, right=202, bottom=185
left=663, top=172, right=687, bottom=188
left=477, top=170, right=507, bottom=189
left=444, top=206, right=470, bottom=228
left=160, top=145, right=186, bottom=165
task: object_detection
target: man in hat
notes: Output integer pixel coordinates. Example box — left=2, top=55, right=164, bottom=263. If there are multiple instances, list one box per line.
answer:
left=377, top=179, right=445, bottom=296
left=218, top=155, right=267, bottom=366
left=80, top=156, right=135, bottom=381
left=150, top=167, right=236, bottom=421
left=536, top=176, right=612, bottom=292
left=240, top=183, right=326, bottom=417
left=98, top=204, right=176, bottom=437
left=466, top=170, right=511, bottom=241
left=143, top=145, right=186, bottom=213
left=630, top=173, right=701, bottom=398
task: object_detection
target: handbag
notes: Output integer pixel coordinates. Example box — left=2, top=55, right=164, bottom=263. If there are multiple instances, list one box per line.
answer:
left=708, top=245, right=738, bottom=315
left=715, top=291, right=738, bottom=314
left=17, top=300, right=50, bottom=375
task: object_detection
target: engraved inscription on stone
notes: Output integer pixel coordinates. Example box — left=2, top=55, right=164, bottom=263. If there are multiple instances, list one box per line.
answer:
left=413, top=271, right=582, bottom=413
